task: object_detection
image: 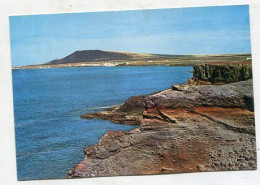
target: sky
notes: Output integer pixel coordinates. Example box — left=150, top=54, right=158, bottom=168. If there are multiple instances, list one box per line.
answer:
left=9, top=5, right=251, bottom=67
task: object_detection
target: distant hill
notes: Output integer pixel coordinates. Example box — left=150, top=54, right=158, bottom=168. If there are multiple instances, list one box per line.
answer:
left=45, top=50, right=156, bottom=65
left=12, top=50, right=251, bottom=69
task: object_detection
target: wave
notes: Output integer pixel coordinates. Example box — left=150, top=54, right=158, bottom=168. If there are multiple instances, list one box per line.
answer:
left=86, top=105, right=117, bottom=111
left=68, top=104, right=118, bottom=116
left=15, top=119, right=37, bottom=128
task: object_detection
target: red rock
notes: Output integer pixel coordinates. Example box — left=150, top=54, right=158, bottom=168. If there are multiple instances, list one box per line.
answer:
left=69, top=77, right=256, bottom=178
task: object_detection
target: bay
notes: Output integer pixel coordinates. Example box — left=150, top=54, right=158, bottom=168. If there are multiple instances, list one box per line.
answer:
left=12, top=66, right=193, bottom=180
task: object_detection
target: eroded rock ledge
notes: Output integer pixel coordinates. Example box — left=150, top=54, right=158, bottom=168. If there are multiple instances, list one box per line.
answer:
left=80, top=95, right=147, bottom=125
left=69, top=64, right=256, bottom=178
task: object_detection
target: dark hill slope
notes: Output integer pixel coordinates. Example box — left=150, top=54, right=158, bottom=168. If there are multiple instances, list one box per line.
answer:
left=45, top=50, right=143, bottom=64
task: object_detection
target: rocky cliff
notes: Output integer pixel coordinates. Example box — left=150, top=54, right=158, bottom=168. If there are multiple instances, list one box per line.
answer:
left=192, top=62, right=252, bottom=84
left=69, top=63, right=256, bottom=178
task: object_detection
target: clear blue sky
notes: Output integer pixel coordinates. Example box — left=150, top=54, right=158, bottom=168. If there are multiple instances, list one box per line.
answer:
left=9, top=5, right=251, bottom=67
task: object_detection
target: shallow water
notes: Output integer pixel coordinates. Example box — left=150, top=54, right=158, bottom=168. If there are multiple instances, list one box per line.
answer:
left=12, top=66, right=193, bottom=180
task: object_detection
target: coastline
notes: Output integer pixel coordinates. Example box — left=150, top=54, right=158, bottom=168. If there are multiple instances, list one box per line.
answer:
left=12, top=53, right=251, bottom=70
left=68, top=62, right=256, bottom=178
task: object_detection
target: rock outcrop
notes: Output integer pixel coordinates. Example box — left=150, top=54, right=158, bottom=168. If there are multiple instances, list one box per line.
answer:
left=81, top=78, right=254, bottom=124
left=192, top=62, right=252, bottom=84
left=69, top=77, right=256, bottom=178
left=69, top=62, right=255, bottom=178
left=80, top=95, right=147, bottom=125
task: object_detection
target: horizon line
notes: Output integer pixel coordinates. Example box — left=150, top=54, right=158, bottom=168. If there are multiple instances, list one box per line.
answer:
left=12, top=50, right=252, bottom=67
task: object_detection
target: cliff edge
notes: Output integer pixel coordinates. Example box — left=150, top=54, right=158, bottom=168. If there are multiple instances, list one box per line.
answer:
left=192, top=62, right=252, bottom=84
left=69, top=62, right=256, bottom=178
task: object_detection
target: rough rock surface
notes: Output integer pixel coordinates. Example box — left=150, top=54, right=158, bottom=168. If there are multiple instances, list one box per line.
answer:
left=150, top=79, right=254, bottom=111
left=81, top=80, right=254, bottom=123
left=69, top=79, right=256, bottom=178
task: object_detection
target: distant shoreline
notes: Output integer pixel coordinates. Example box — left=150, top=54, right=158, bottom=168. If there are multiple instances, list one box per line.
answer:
left=12, top=53, right=251, bottom=70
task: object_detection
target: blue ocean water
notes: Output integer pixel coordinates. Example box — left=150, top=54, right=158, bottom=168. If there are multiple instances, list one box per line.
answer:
left=12, top=66, right=193, bottom=180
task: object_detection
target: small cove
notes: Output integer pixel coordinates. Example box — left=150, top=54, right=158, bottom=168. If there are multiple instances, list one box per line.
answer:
left=12, top=66, right=193, bottom=180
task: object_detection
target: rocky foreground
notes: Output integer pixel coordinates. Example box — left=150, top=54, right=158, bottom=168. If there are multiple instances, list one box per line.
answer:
left=69, top=63, right=256, bottom=178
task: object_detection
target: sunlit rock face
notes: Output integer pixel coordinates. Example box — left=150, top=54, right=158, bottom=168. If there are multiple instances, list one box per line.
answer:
left=69, top=63, right=256, bottom=178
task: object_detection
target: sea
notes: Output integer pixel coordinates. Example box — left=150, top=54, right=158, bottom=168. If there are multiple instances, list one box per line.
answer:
left=12, top=66, right=193, bottom=180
